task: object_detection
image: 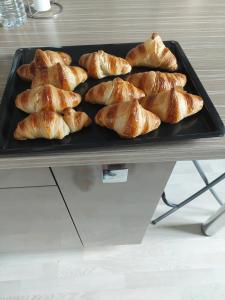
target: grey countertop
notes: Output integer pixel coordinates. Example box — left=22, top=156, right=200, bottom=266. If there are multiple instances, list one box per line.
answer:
left=0, top=0, right=224, bottom=169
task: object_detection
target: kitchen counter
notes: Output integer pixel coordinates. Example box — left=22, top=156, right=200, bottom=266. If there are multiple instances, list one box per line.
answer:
left=0, top=0, right=224, bottom=169
left=0, top=0, right=225, bottom=251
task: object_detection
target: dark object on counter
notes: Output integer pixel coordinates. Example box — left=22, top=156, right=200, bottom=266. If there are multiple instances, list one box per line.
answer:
left=0, top=41, right=224, bottom=155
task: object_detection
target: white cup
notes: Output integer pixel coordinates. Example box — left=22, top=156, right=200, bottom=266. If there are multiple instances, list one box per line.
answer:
left=33, top=0, right=51, bottom=12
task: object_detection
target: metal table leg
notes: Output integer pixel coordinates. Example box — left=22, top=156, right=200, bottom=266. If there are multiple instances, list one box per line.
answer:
left=152, top=171, right=225, bottom=225
left=161, top=191, right=178, bottom=208
left=160, top=160, right=224, bottom=210
left=193, top=161, right=224, bottom=205
left=201, top=204, right=225, bottom=236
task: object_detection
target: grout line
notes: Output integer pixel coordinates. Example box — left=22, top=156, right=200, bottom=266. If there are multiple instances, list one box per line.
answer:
left=49, top=167, right=84, bottom=247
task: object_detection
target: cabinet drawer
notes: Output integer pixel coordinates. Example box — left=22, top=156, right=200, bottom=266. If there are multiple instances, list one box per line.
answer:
left=0, top=168, right=54, bottom=188
left=0, top=186, right=82, bottom=252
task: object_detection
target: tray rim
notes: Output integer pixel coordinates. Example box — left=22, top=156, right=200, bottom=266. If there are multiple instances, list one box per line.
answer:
left=172, top=41, right=224, bottom=136
left=0, top=41, right=224, bottom=156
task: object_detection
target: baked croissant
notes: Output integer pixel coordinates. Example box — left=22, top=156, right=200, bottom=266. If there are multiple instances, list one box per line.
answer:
left=85, top=77, right=145, bottom=105
left=63, top=108, right=92, bottom=133
left=127, top=71, right=186, bottom=97
left=15, top=84, right=81, bottom=113
left=14, top=111, right=70, bottom=140
left=31, top=63, right=88, bottom=91
left=126, top=32, right=178, bottom=71
left=140, top=87, right=203, bottom=124
left=79, top=50, right=132, bottom=79
left=95, top=99, right=161, bottom=138
left=17, top=49, right=72, bottom=81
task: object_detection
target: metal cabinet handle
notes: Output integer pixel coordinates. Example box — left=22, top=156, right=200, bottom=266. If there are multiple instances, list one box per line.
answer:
left=102, top=164, right=128, bottom=183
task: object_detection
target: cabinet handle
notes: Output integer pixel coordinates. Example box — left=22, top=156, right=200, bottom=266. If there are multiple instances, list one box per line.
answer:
left=102, top=164, right=128, bottom=183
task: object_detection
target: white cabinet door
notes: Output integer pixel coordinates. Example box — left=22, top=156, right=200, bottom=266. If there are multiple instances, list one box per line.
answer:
left=0, top=168, right=54, bottom=188
left=0, top=186, right=82, bottom=252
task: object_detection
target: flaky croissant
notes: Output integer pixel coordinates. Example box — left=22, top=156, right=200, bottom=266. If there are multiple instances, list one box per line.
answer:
left=79, top=50, right=132, bottom=79
left=31, top=63, right=88, bottom=91
left=85, top=77, right=145, bottom=105
left=15, top=84, right=81, bottom=113
left=14, top=111, right=70, bottom=140
left=17, top=49, right=72, bottom=81
left=140, top=87, right=203, bottom=124
left=95, top=99, right=161, bottom=138
left=127, top=71, right=186, bottom=97
left=63, top=108, right=92, bottom=133
left=126, top=32, right=178, bottom=71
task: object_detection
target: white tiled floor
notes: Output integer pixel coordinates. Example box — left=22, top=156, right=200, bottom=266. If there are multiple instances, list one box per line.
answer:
left=0, top=160, right=225, bottom=300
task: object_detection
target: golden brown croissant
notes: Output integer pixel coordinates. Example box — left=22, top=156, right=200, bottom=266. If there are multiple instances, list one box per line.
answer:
left=14, top=111, right=70, bottom=140
left=15, top=84, right=81, bottom=113
left=63, top=108, right=92, bottom=133
left=95, top=99, right=161, bottom=138
left=126, top=32, right=178, bottom=71
left=17, top=49, right=72, bottom=81
left=127, top=71, right=186, bottom=97
left=140, top=87, right=203, bottom=124
left=85, top=77, right=145, bottom=105
left=31, top=63, right=88, bottom=91
left=79, top=50, right=132, bottom=79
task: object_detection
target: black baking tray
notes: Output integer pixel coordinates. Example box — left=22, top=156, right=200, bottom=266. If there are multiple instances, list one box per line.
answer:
left=0, top=41, right=224, bottom=155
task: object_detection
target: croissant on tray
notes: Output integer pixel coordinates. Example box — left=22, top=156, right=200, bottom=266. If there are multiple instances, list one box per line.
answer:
left=17, top=49, right=72, bottom=81
left=95, top=99, right=161, bottom=138
left=14, top=111, right=70, bottom=140
left=79, top=50, right=132, bottom=79
left=127, top=71, right=186, bottom=97
left=63, top=108, right=92, bottom=133
left=15, top=84, right=81, bottom=113
left=85, top=77, right=145, bottom=105
left=139, top=87, right=204, bottom=124
left=126, top=32, right=178, bottom=71
left=31, top=63, right=88, bottom=91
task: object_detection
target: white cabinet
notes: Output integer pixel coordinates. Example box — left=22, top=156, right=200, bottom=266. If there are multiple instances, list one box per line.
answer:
left=0, top=186, right=82, bottom=252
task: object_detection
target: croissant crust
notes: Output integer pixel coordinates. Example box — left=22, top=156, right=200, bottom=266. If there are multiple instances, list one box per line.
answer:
left=126, top=32, right=178, bottom=71
left=14, top=111, right=70, bottom=140
left=15, top=84, right=81, bottom=113
left=85, top=77, right=145, bottom=105
left=79, top=50, right=131, bottom=79
left=31, top=63, right=88, bottom=91
left=127, top=71, right=186, bottom=97
left=17, top=49, right=72, bottom=81
left=63, top=108, right=92, bottom=133
left=140, top=87, right=203, bottom=124
left=95, top=99, right=161, bottom=138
